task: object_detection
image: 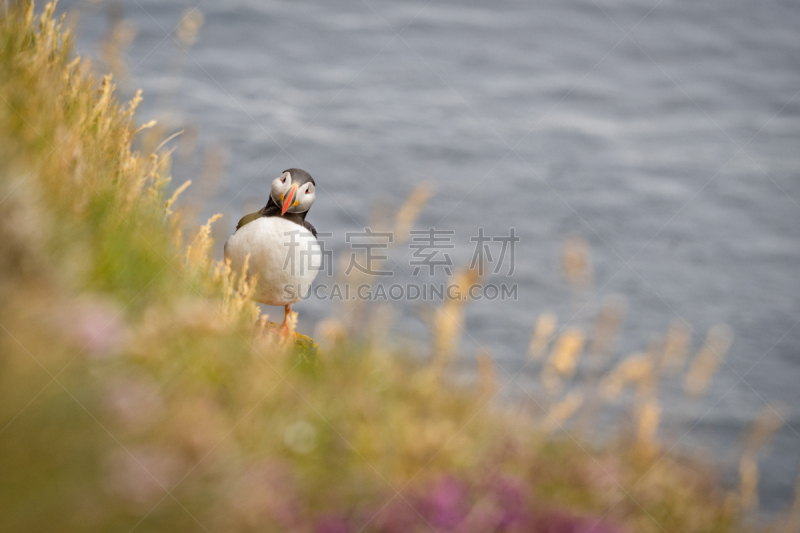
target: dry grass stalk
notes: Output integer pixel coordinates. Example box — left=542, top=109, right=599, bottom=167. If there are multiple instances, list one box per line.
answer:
left=529, top=313, right=557, bottom=361
left=177, top=8, right=204, bottom=46
left=589, top=295, right=626, bottom=359
left=599, top=353, right=653, bottom=401
left=186, top=213, right=223, bottom=271
left=562, top=234, right=592, bottom=288
left=660, top=319, right=692, bottom=373
left=210, top=254, right=260, bottom=323
left=549, top=330, right=585, bottom=376
left=782, top=460, right=800, bottom=533
left=684, top=325, right=733, bottom=396
left=543, top=391, right=584, bottom=433
left=284, top=310, right=299, bottom=336
left=393, top=183, right=433, bottom=245
left=734, top=403, right=783, bottom=516
left=432, top=306, right=462, bottom=368
left=253, top=314, right=271, bottom=337
left=164, top=179, right=192, bottom=215
left=743, top=404, right=784, bottom=455
left=431, top=267, right=482, bottom=371
left=738, top=452, right=759, bottom=512
left=541, top=329, right=585, bottom=395
left=642, top=339, right=664, bottom=397
left=635, top=398, right=662, bottom=457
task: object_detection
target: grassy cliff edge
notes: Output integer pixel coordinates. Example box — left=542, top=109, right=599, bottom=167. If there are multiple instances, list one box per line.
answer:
left=0, top=3, right=751, bottom=532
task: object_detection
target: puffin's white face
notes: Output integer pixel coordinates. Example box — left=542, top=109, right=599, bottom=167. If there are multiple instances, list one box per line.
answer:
left=270, top=171, right=316, bottom=215
left=270, top=171, right=292, bottom=205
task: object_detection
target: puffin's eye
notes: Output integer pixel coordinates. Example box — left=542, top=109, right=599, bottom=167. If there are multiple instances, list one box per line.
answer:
left=305, top=186, right=312, bottom=195
left=281, top=177, right=286, bottom=184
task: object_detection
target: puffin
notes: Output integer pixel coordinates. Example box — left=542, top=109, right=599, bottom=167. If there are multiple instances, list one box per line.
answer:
left=224, top=168, right=321, bottom=334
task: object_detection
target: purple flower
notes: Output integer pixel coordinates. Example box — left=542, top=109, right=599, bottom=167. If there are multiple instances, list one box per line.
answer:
left=457, top=474, right=533, bottom=532
left=372, top=477, right=468, bottom=533
left=373, top=474, right=540, bottom=533
left=419, top=476, right=468, bottom=529
left=490, top=475, right=529, bottom=530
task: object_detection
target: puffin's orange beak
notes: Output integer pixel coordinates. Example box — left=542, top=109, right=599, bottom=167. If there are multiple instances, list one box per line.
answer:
left=281, top=184, right=298, bottom=215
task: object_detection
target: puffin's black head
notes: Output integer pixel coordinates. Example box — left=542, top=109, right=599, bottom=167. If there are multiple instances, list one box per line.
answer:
left=270, top=168, right=316, bottom=215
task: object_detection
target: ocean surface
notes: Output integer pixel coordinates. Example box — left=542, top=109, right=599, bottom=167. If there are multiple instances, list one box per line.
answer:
left=58, top=0, right=800, bottom=515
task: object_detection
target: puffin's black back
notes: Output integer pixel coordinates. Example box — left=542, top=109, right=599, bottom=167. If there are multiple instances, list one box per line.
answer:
left=234, top=168, right=317, bottom=237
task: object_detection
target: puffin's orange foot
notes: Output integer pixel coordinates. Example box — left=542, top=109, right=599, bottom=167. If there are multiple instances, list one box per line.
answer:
left=279, top=305, right=297, bottom=338
left=279, top=322, right=295, bottom=338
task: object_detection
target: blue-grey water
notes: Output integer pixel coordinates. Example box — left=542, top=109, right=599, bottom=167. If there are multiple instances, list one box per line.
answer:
left=59, top=0, right=800, bottom=516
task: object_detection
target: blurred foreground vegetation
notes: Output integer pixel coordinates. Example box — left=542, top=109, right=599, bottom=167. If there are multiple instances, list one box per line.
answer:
left=0, top=2, right=793, bottom=532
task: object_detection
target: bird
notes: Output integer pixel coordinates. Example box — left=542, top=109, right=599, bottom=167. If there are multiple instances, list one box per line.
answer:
left=224, top=168, right=321, bottom=335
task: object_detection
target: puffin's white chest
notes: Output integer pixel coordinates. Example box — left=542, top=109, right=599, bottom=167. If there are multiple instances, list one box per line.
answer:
left=223, top=217, right=321, bottom=306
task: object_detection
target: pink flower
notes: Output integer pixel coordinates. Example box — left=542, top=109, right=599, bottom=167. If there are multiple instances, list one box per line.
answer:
left=420, top=476, right=468, bottom=529
left=60, top=296, right=129, bottom=358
